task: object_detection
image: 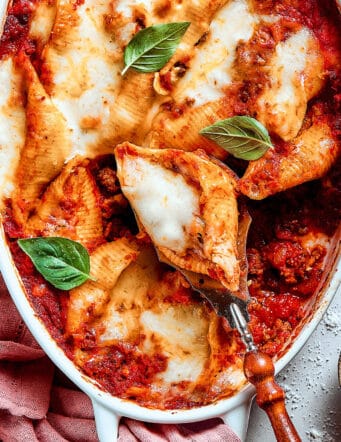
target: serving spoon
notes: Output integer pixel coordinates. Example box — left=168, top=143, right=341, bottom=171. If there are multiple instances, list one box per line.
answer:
left=158, top=205, right=301, bottom=442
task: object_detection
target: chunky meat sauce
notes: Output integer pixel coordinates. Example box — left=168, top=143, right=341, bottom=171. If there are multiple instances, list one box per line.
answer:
left=4, top=154, right=340, bottom=400
left=0, top=0, right=37, bottom=60
left=1, top=0, right=340, bottom=406
left=247, top=168, right=341, bottom=356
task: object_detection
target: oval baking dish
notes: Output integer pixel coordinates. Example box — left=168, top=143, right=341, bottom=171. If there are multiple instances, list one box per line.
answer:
left=0, top=1, right=340, bottom=441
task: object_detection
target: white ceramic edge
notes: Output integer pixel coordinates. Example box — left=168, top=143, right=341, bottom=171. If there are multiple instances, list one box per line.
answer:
left=0, top=225, right=256, bottom=438
left=221, top=396, right=254, bottom=442
left=0, top=1, right=340, bottom=440
left=0, top=0, right=7, bottom=32
left=0, top=0, right=251, bottom=438
left=1, top=222, right=340, bottom=442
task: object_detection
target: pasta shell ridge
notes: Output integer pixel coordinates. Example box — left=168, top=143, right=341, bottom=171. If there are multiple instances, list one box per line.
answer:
left=240, top=115, right=339, bottom=200
left=26, top=157, right=103, bottom=248
left=66, top=239, right=138, bottom=335
left=11, top=55, right=71, bottom=225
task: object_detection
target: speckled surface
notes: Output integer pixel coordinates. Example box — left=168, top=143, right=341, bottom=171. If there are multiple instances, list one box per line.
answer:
left=247, top=291, right=341, bottom=442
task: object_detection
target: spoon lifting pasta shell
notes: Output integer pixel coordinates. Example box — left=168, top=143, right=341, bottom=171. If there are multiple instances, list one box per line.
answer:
left=158, top=204, right=301, bottom=442
left=115, top=142, right=301, bottom=441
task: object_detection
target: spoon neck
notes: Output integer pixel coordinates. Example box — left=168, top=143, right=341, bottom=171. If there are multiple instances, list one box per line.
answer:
left=229, top=302, right=257, bottom=352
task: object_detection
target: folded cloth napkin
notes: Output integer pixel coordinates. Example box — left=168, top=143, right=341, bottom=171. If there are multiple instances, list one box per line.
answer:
left=0, top=275, right=241, bottom=442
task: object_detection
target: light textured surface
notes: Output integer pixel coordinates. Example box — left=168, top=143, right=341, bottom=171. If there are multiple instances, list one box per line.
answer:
left=247, top=291, right=341, bottom=441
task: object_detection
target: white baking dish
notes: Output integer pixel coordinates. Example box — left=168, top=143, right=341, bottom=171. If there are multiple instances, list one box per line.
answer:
left=0, top=1, right=340, bottom=440
left=0, top=223, right=339, bottom=442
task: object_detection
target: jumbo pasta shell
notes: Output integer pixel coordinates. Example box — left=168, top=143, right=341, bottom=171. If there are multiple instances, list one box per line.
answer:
left=12, top=56, right=71, bottom=225
left=239, top=114, right=339, bottom=200
left=27, top=158, right=103, bottom=248
left=115, top=142, right=240, bottom=291
left=66, top=239, right=138, bottom=335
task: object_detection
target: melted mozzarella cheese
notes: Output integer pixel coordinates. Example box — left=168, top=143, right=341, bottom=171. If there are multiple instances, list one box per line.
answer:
left=29, top=1, right=56, bottom=46
left=141, top=307, right=209, bottom=383
left=120, top=156, right=200, bottom=253
left=174, top=0, right=259, bottom=106
left=115, top=0, right=152, bottom=15
left=256, top=28, right=313, bottom=140
left=43, top=0, right=122, bottom=157
left=99, top=310, right=128, bottom=342
left=0, top=58, right=25, bottom=200
left=215, top=366, right=245, bottom=390
left=301, top=232, right=331, bottom=258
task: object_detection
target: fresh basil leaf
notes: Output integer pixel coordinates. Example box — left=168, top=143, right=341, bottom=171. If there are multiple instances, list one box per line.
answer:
left=200, top=116, right=273, bottom=160
left=122, top=22, right=190, bottom=75
left=18, top=237, right=92, bottom=290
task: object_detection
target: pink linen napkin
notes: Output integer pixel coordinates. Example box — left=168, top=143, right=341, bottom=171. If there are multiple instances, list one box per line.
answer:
left=0, top=275, right=241, bottom=441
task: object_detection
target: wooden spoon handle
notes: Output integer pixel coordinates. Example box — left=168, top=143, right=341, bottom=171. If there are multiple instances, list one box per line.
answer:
left=244, top=350, right=301, bottom=442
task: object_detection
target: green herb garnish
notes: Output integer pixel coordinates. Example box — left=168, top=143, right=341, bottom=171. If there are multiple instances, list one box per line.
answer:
left=200, top=116, right=273, bottom=160
left=122, top=22, right=190, bottom=75
left=18, top=237, right=93, bottom=290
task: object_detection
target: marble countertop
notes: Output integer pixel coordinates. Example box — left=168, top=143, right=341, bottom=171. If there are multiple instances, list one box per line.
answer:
left=246, top=291, right=341, bottom=442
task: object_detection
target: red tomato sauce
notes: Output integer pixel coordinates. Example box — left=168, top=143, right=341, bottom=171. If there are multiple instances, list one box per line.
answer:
left=1, top=0, right=340, bottom=407
left=4, top=154, right=340, bottom=402
left=246, top=163, right=341, bottom=356
left=81, top=345, right=168, bottom=398
left=0, top=0, right=37, bottom=60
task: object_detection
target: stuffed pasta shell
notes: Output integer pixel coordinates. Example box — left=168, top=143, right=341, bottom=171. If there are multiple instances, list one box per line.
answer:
left=26, top=157, right=104, bottom=248
left=12, top=55, right=72, bottom=225
left=149, top=0, right=324, bottom=156
left=66, top=238, right=139, bottom=337
left=239, top=108, right=339, bottom=200
left=115, top=142, right=240, bottom=291
left=253, top=28, right=324, bottom=141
